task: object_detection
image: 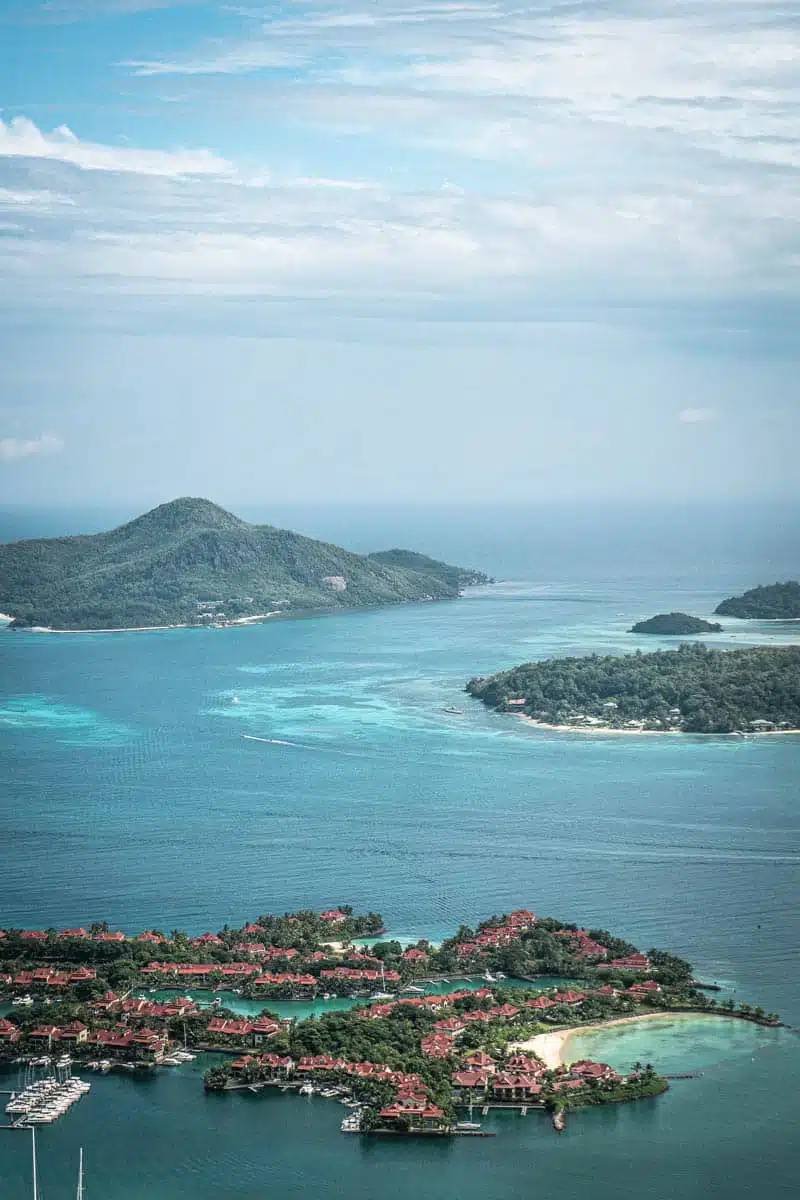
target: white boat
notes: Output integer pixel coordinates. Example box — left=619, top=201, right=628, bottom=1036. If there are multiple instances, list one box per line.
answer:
left=455, top=1121, right=482, bottom=1130
left=299, top=1083, right=314, bottom=1096
left=368, top=992, right=394, bottom=1001
left=98, top=1060, right=112, bottom=1072
left=13, top=995, right=34, bottom=1007
left=482, top=971, right=496, bottom=982
left=341, top=1113, right=362, bottom=1132
left=403, top=985, right=425, bottom=994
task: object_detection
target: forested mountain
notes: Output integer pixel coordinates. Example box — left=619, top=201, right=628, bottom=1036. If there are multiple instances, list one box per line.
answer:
left=715, top=581, right=800, bottom=619
left=630, top=613, right=722, bottom=635
left=0, top=498, right=488, bottom=631
left=466, top=644, right=800, bottom=733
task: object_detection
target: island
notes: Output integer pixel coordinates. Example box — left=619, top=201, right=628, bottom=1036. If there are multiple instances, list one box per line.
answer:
left=0, top=906, right=780, bottom=1137
left=0, top=498, right=489, bottom=631
left=630, top=613, right=722, bottom=635
left=715, top=581, right=800, bottom=619
left=466, top=644, right=800, bottom=733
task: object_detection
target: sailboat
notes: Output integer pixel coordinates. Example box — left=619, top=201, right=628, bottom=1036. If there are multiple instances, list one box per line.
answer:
left=368, top=963, right=394, bottom=1001
left=31, top=1127, right=39, bottom=1200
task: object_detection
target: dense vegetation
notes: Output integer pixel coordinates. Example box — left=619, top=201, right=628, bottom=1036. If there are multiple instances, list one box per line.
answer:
left=367, top=549, right=491, bottom=592
left=0, top=498, right=488, bottom=630
left=466, top=644, right=800, bottom=733
left=630, top=613, right=722, bottom=635
left=715, top=581, right=800, bottom=619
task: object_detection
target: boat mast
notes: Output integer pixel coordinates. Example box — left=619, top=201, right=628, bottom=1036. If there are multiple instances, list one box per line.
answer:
left=76, top=1147, right=84, bottom=1200
left=31, top=1127, right=38, bottom=1200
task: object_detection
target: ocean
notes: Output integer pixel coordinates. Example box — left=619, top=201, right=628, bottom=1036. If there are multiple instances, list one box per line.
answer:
left=0, top=502, right=798, bottom=1198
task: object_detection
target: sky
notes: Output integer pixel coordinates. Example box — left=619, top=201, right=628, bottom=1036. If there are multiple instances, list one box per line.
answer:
left=0, top=0, right=797, bottom=508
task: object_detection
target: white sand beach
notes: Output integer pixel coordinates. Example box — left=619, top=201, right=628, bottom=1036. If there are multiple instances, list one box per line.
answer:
left=510, top=1012, right=722, bottom=1069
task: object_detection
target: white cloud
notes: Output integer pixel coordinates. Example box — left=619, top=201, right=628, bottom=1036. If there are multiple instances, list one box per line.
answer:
left=679, top=408, right=719, bottom=423
left=0, top=117, right=232, bottom=178
left=0, top=187, right=76, bottom=210
left=0, top=433, right=64, bottom=460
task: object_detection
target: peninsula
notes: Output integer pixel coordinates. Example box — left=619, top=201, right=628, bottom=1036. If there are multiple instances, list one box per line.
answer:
left=630, top=613, right=722, bottom=635
left=715, top=581, right=800, bottom=619
left=0, top=906, right=779, bottom=1137
left=466, top=644, right=800, bottom=733
left=0, top=498, right=489, bottom=631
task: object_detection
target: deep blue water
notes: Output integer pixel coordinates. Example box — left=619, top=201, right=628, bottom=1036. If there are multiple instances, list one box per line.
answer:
left=0, top=503, right=798, bottom=1198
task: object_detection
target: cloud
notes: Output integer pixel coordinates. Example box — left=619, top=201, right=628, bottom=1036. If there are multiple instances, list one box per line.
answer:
left=0, top=2, right=798, bottom=336
left=0, top=433, right=64, bottom=460
left=679, top=408, right=719, bottom=423
left=0, top=117, right=232, bottom=179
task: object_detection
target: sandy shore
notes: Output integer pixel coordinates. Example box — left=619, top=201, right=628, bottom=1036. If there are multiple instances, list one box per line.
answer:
left=511, top=1012, right=722, bottom=1069
left=517, top=714, right=799, bottom=738
left=8, top=612, right=281, bottom=635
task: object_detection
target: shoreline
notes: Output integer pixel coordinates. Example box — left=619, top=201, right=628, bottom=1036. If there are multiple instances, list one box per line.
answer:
left=511, top=1011, right=762, bottom=1070
left=517, top=714, right=800, bottom=738
left=7, top=612, right=283, bottom=635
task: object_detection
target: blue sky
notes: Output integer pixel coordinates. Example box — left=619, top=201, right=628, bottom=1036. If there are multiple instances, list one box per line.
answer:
left=0, top=0, right=797, bottom=506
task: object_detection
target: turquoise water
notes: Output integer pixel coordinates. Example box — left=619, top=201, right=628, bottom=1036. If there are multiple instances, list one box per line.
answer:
left=1, top=503, right=798, bottom=1197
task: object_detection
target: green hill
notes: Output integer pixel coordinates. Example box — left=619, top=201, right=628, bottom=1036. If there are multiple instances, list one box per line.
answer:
left=630, top=613, right=722, bottom=635
left=0, top=498, right=489, bottom=631
left=715, top=581, right=800, bottom=619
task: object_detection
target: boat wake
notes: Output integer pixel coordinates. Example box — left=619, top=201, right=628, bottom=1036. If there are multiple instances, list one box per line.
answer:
left=242, top=735, right=300, bottom=747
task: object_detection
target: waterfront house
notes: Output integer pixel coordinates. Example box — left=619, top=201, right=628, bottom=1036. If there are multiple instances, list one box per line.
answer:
left=401, top=948, right=428, bottom=962
left=250, top=1018, right=281, bottom=1046
left=488, top=1072, right=543, bottom=1101
left=29, top=1025, right=61, bottom=1044
left=319, top=910, right=347, bottom=924
left=608, top=953, right=651, bottom=971
left=504, top=1054, right=544, bottom=1073
left=94, top=931, right=127, bottom=943
left=235, top=942, right=268, bottom=958
left=20, top=931, right=48, bottom=941
left=206, top=1018, right=254, bottom=1045
left=569, top=1060, right=619, bottom=1083
left=136, top=932, right=166, bottom=945
left=242, top=924, right=265, bottom=935
left=190, top=933, right=223, bottom=947
left=525, top=996, right=557, bottom=1011
left=57, top=928, right=88, bottom=941
left=0, top=1018, right=21, bottom=1044
left=453, top=1069, right=491, bottom=1096
left=553, top=1078, right=586, bottom=1093
left=58, top=1022, right=89, bottom=1045
left=378, top=1095, right=447, bottom=1131
left=507, top=910, right=536, bottom=928
left=258, top=1053, right=293, bottom=1076
left=553, top=991, right=587, bottom=1006
left=132, top=1029, right=168, bottom=1062
left=87, top=1030, right=136, bottom=1057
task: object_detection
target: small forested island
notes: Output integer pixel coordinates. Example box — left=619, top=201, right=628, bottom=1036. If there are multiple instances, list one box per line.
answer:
left=715, top=581, right=800, bottom=619
left=630, top=613, right=722, bottom=636
left=466, top=644, right=800, bottom=733
left=0, top=498, right=489, bottom=631
left=0, top=906, right=779, bottom=1136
